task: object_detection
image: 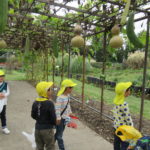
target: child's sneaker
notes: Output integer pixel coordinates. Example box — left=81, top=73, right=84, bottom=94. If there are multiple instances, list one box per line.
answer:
left=2, top=128, right=10, bottom=134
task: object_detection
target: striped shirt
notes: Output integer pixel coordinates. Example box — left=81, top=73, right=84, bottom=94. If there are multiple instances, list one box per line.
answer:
left=113, top=102, right=133, bottom=129
left=55, top=95, right=72, bottom=120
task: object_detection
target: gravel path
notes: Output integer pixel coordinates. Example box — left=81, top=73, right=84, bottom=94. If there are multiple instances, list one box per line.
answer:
left=0, top=81, right=113, bottom=150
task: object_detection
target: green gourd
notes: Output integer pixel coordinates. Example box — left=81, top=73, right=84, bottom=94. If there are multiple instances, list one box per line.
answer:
left=53, top=36, right=59, bottom=58
left=120, top=0, right=131, bottom=25
left=0, top=0, right=8, bottom=34
left=126, top=12, right=144, bottom=48
left=25, top=36, right=30, bottom=52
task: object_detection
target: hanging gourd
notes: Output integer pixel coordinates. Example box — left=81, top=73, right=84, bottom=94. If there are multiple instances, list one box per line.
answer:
left=71, top=35, right=84, bottom=48
left=0, top=39, right=7, bottom=48
left=109, top=35, right=123, bottom=48
left=52, top=35, right=59, bottom=58
left=25, top=36, right=30, bottom=52
left=126, top=12, right=144, bottom=48
left=109, top=24, right=123, bottom=48
left=111, top=24, right=120, bottom=35
left=109, top=0, right=131, bottom=48
left=71, top=24, right=84, bottom=48
left=0, top=0, right=8, bottom=34
left=74, top=24, right=83, bottom=35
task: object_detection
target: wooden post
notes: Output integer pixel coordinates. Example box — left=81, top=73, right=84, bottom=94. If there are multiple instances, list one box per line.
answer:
left=100, top=29, right=107, bottom=115
left=81, top=36, right=86, bottom=106
left=139, top=15, right=149, bottom=131
left=31, top=50, right=34, bottom=80
left=68, top=36, right=71, bottom=78
left=61, top=34, right=64, bottom=83
left=52, top=54, right=55, bottom=84
left=46, top=48, right=49, bottom=81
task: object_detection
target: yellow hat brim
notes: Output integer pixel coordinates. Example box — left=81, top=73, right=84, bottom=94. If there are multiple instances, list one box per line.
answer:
left=0, top=70, right=5, bottom=76
left=36, top=81, right=53, bottom=98
left=124, top=82, right=132, bottom=89
left=57, top=83, right=77, bottom=96
left=45, top=82, right=53, bottom=90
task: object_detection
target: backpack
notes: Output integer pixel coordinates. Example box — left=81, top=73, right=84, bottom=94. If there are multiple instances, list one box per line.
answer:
left=134, top=136, right=150, bottom=150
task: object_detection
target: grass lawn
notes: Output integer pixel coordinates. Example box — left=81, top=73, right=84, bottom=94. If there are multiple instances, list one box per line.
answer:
left=5, top=70, right=26, bottom=80
left=4, top=70, right=150, bottom=119
left=89, top=67, right=150, bottom=87
left=49, top=75, right=150, bottom=119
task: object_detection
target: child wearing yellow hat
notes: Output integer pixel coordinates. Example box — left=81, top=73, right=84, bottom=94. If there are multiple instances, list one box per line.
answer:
left=115, top=125, right=142, bottom=150
left=31, top=81, right=56, bottom=150
left=0, top=70, right=10, bottom=134
left=55, top=79, right=77, bottom=150
left=113, top=82, right=133, bottom=150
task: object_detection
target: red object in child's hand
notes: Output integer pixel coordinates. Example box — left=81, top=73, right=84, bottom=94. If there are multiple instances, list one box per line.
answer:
left=67, top=121, right=77, bottom=128
left=69, top=115, right=79, bottom=120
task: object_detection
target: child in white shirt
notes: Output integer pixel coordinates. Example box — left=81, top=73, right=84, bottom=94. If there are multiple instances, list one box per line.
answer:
left=0, top=70, right=10, bottom=134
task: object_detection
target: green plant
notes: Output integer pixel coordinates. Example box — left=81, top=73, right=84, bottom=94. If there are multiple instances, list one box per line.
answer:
left=90, top=62, right=103, bottom=68
left=113, top=78, right=118, bottom=82
left=126, top=13, right=144, bottom=48
left=0, top=57, right=6, bottom=63
left=0, top=0, right=8, bottom=33
left=70, top=56, right=92, bottom=74
left=56, top=53, right=71, bottom=72
left=120, top=0, right=131, bottom=25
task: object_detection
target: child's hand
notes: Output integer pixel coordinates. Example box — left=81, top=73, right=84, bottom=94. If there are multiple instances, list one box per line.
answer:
left=69, top=113, right=75, bottom=117
left=69, top=114, right=79, bottom=119
left=127, top=146, right=134, bottom=150
left=0, top=93, right=5, bottom=99
left=56, top=120, right=61, bottom=125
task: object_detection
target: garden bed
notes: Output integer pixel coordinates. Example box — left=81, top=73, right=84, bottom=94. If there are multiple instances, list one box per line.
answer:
left=71, top=98, right=150, bottom=143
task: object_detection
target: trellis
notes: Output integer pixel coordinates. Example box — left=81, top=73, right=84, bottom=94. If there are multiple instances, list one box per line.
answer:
left=1, top=0, right=150, bottom=131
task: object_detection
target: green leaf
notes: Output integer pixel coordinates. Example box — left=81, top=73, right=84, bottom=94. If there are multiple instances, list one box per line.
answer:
left=27, top=0, right=34, bottom=3
left=9, top=8, right=14, bottom=14
left=0, top=0, right=8, bottom=34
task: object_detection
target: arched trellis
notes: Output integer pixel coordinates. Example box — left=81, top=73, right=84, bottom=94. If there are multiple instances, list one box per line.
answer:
left=0, top=0, right=150, bottom=132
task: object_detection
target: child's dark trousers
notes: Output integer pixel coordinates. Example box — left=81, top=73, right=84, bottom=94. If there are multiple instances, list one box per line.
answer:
left=55, top=119, right=66, bottom=150
left=114, top=132, right=129, bottom=150
left=0, top=105, right=7, bottom=128
left=35, top=129, right=55, bottom=150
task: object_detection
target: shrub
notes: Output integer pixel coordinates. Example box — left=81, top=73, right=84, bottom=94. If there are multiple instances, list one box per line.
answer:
left=125, top=51, right=147, bottom=69
left=0, top=57, right=6, bottom=63
left=70, top=56, right=92, bottom=74
left=90, top=62, right=103, bottom=68
left=56, top=53, right=71, bottom=72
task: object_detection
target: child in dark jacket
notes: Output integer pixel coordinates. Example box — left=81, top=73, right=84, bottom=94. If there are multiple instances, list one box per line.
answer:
left=31, top=81, right=56, bottom=150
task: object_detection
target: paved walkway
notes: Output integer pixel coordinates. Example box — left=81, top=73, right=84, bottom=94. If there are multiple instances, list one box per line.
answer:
left=0, top=81, right=113, bottom=150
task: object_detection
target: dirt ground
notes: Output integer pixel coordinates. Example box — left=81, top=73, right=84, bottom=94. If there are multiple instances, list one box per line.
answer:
left=0, top=81, right=113, bottom=150
left=71, top=98, right=150, bottom=144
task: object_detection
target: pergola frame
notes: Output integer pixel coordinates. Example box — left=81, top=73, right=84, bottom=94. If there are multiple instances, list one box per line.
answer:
left=7, top=0, right=150, bottom=37
left=2, top=0, right=150, bottom=131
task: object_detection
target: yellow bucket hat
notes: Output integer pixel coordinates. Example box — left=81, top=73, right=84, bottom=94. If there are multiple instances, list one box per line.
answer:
left=115, top=125, right=142, bottom=141
left=57, top=79, right=77, bottom=96
left=36, top=81, right=53, bottom=101
left=0, top=70, right=5, bottom=76
left=113, top=82, right=132, bottom=105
